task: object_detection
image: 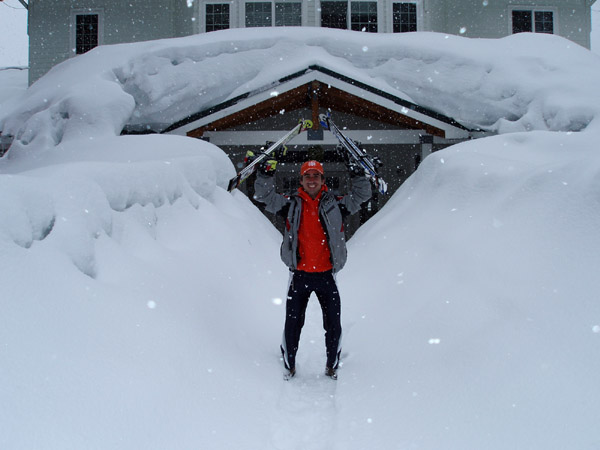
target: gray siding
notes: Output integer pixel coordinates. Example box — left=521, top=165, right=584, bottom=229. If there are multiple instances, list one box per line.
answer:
left=28, top=0, right=71, bottom=83
left=28, top=0, right=195, bottom=84
left=430, top=0, right=593, bottom=48
left=28, top=0, right=595, bottom=84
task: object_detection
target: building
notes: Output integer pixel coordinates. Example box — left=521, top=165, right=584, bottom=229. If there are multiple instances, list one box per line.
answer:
left=20, top=0, right=596, bottom=235
left=27, top=0, right=596, bottom=84
left=145, top=63, right=479, bottom=236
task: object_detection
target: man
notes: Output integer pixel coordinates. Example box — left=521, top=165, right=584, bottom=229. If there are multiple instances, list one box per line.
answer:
left=254, top=159, right=371, bottom=379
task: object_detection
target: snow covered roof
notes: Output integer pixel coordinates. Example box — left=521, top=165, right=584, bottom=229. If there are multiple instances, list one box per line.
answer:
left=154, top=64, right=473, bottom=140
left=1, top=27, right=600, bottom=159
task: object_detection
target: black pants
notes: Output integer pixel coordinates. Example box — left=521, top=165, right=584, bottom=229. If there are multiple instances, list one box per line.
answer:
left=280, top=270, right=342, bottom=370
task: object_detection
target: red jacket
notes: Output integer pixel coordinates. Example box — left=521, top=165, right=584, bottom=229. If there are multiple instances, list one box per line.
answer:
left=296, top=186, right=333, bottom=272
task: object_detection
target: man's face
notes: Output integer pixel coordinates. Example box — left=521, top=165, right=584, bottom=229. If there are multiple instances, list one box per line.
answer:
left=300, top=169, right=324, bottom=198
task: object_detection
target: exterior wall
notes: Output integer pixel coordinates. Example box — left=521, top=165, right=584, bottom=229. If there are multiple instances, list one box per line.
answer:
left=431, top=0, right=593, bottom=48
left=28, top=0, right=195, bottom=84
left=200, top=106, right=460, bottom=237
left=28, top=0, right=72, bottom=84
left=28, top=0, right=595, bottom=84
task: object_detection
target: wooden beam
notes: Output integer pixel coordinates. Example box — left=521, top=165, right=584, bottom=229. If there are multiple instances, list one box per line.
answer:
left=186, top=81, right=447, bottom=139
left=187, top=84, right=310, bottom=138
left=311, top=81, right=320, bottom=129
left=320, top=85, right=446, bottom=138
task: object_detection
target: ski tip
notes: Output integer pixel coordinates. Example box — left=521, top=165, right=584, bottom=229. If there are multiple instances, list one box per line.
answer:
left=318, top=113, right=330, bottom=130
left=378, top=179, right=389, bottom=195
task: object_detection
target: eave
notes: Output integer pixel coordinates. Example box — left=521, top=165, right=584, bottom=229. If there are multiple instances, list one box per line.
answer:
left=151, top=65, right=473, bottom=140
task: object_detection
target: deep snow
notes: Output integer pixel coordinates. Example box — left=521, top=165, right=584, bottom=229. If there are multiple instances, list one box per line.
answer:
left=3, top=28, right=600, bottom=163
left=1, top=28, right=600, bottom=449
left=0, top=67, right=27, bottom=107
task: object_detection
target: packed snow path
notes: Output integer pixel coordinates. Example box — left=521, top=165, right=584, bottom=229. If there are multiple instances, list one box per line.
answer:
left=1, top=131, right=599, bottom=449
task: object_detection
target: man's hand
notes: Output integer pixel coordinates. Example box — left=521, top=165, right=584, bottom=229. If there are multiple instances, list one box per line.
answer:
left=347, top=162, right=364, bottom=177
left=260, top=159, right=278, bottom=175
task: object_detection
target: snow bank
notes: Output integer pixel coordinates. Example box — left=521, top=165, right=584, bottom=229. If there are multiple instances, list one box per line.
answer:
left=0, top=134, right=293, bottom=449
left=2, top=28, right=600, bottom=161
left=341, top=130, right=600, bottom=449
left=0, top=67, right=27, bottom=107
left=0, top=134, right=233, bottom=275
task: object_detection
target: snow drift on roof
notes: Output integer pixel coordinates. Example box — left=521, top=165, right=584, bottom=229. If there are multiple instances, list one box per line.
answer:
left=1, top=28, right=600, bottom=160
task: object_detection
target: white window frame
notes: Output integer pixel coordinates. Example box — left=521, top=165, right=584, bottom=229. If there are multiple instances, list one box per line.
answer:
left=242, top=1, right=306, bottom=28
left=70, top=9, right=104, bottom=57
left=508, top=5, right=558, bottom=36
left=318, top=1, right=383, bottom=33
left=390, top=1, right=423, bottom=33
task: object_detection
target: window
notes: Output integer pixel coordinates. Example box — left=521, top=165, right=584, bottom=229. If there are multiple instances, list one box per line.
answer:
left=245, top=2, right=302, bottom=27
left=246, top=2, right=272, bottom=27
left=321, top=1, right=348, bottom=29
left=393, top=2, right=417, bottom=32
left=350, top=1, right=377, bottom=32
left=512, top=10, right=532, bottom=33
left=512, top=9, right=554, bottom=34
left=75, top=14, right=99, bottom=54
left=206, top=3, right=230, bottom=32
left=534, top=11, right=553, bottom=34
left=321, top=1, right=377, bottom=31
left=275, top=2, right=302, bottom=26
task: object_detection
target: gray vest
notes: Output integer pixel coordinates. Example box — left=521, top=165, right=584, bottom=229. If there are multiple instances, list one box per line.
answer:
left=254, top=173, right=372, bottom=273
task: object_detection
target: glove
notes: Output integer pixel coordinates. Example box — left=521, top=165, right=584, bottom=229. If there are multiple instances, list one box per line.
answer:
left=259, top=159, right=278, bottom=175
left=336, top=145, right=349, bottom=164
left=347, top=162, right=364, bottom=177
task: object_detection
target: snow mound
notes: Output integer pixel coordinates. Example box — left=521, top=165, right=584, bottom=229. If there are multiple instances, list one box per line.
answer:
left=0, top=134, right=234, bottom=276
left=0, top=134, right=292, bottom=449
left=0, top=67, right=27, bottom=107
left=341, top=131, right=600, bottom=448
left=2, top=28, right=600, bottom=161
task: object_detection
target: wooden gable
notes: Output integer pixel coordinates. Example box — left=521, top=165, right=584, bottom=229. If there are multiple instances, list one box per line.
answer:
left=186, top=80, right=447, bottom=138
left=161, top=65, right=473, bottom=140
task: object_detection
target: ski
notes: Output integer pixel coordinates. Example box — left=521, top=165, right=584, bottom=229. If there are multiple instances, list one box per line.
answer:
left=319, top=113, right=388, bottom=195
left=227, top=119, right=312, bottom=192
